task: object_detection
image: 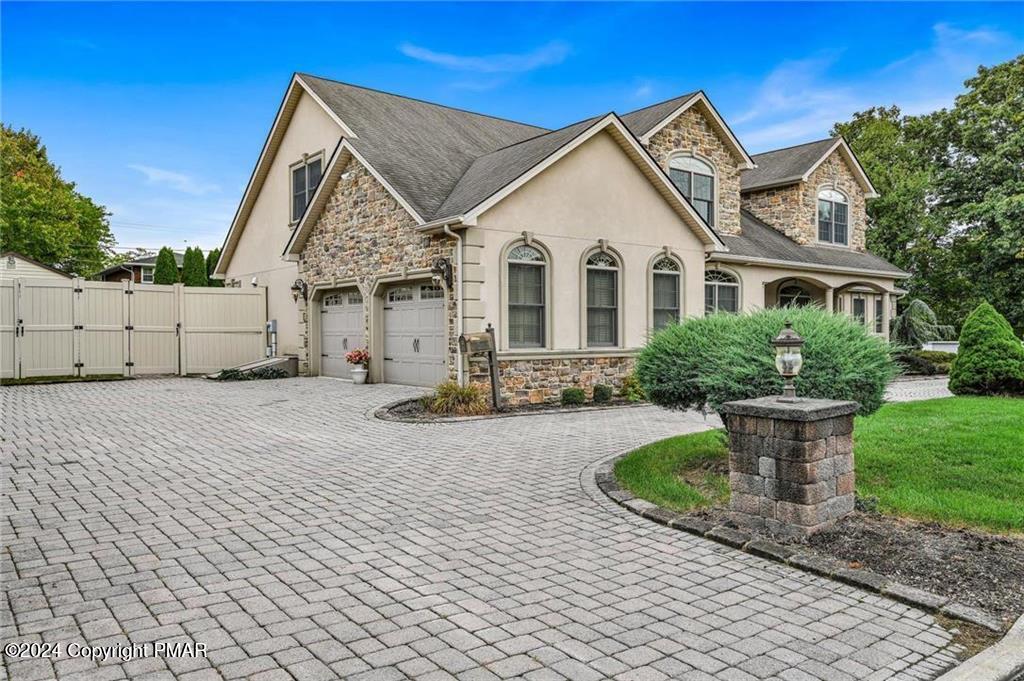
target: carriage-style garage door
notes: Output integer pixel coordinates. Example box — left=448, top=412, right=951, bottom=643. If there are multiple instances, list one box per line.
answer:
left=382, top=283, right=446, bottom=387
left=320, top=289, right=365, bottom=380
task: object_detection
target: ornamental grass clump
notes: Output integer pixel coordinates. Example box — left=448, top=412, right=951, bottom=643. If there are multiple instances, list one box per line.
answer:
left=636, top=307, right=896, bottom=416
left=948, top=302, right=1024, bottom=396
left=424, top=381, right=491, bottom=416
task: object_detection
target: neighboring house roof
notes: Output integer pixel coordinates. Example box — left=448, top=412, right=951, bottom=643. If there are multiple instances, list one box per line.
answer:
left=96, top=252, right=184, bottom=279
left=709, top=211, right=908, bottom=278
left=741, top=137, right=879, bottom=197
left=1, top=251, right=73, bottom=278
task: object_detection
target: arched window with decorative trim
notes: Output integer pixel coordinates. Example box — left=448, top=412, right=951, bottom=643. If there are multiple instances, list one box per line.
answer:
left=652, top=257, right=681, bottom=330
left=668, top=155, right=716, bottom=226
left=506, top=244, right=546, bottom=348
left=817, top=188, right=849, bottom=245
left=586, top=251, right=619, bottom=347
left=704, top=270, right=739, bottom=313
left=778, top=284, right=812, bottom=308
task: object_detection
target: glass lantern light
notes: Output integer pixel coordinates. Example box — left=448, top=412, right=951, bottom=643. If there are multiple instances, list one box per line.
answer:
left=772, top=320, right=805, bottom=402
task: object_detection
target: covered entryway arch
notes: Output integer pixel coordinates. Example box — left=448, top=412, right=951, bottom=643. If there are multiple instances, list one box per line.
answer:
left=763, top=275, right=832, bottom=310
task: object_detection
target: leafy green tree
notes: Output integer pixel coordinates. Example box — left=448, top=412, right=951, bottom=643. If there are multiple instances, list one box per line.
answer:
left=181, top=247, right=208, bottom=287
left=1, top=124, right=115, bottom=276
left=153, top=247, right=179, bottom=284
left=891, top=300, right=954, bottom=349
left=206, top=248, right=223, bottom=287
left=948, top=302, right=1024, bottom=396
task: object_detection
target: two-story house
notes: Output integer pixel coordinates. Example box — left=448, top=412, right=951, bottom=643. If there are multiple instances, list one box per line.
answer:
left=214, top=74, right=907, bottom=403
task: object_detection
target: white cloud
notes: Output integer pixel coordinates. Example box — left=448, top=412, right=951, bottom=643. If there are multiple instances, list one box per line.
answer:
left=731, top=23, right=1020, bottom=152
left=631, top=80, right=655, bottom=101
left=128, top=164, right=220, bottom=196
left=399, top=41, right=570, bottom=73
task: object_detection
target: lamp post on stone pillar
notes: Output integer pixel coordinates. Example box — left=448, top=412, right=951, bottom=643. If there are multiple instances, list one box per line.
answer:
left=721, top=322, right=859, bottom=538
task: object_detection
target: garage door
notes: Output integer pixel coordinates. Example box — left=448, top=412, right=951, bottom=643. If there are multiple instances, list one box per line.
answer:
left=383, top=283, right=446, bottom=387
left=321, top=289, right=365, bottom=379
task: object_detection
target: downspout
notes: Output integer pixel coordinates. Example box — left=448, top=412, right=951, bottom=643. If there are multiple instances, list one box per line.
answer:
left=443, top=225, right=464, bottom=386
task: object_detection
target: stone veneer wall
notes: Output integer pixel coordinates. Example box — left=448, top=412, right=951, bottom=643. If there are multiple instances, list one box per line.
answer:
left=297, top=157, right=457, bottom=377
left=741, top=149, right=868, bottom=252
left=644, top=106, right=743, bottom=236
left=469, top=356, right=635, bottom=406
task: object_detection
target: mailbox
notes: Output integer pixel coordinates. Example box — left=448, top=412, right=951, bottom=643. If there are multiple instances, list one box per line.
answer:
left=459, top=331, right=494, bottom=355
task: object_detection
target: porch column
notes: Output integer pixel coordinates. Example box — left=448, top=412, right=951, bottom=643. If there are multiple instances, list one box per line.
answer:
left=825, top=287, right=834, bottom=312
left=881, top=292, right=891, bottom=338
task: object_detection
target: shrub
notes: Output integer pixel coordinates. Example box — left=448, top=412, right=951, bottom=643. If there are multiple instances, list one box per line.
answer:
left=216, top=366, right=288, bottom=381
left=892, top=299, right=954, bottom=348
left=206, top=248, right=224, bottom=287
left=181, top=247, right=208, bottom=287
left=911, top=350, right=955, bottom=374
left=635, top=307, right=896, bottom=416
left=153, top=247, right=179, bottom=284
left=619, top=372, right=646, bottom=402
left=896, top=352, right=937, bottom=376
left=593, top=384, right=613, bottom=403
left=561, top=387, right=586, bottom=406
left=424, top=381, right=490, bottom=416
left=948, top=302, right=1024, bottom=396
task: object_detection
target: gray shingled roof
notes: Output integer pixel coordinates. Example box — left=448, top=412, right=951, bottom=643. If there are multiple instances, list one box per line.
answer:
left=740, top=138, right=837, bottom=192
left=620, top=92, right=699, bottom=138
left=299, top=74, right=548, bottom=220
left=96, top=251, right=185, bottom=278
left=714, top=211, right=906, bottom=275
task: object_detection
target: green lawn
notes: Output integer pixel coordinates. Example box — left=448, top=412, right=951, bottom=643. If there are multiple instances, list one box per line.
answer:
left=615, top=397, right=1024, bottom=533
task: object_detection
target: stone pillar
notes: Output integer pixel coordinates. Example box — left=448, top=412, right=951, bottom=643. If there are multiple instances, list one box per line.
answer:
left=720, top=397, right=859, bottom=538
left=825, top=287, right=834, bottom=312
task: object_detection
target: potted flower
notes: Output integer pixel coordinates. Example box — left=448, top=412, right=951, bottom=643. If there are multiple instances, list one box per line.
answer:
left=345, top=348, right=370, bottom=384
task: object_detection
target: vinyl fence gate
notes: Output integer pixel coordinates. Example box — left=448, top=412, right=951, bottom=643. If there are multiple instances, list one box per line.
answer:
left=1, top=278, right=267, bottom=379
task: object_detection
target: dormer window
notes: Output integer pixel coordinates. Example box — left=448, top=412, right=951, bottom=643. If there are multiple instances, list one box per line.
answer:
left=668, top=156, right=715, bottom=226
left=817, top=188, right=848, bottom=245
left=291, top=153, right=324, bottom=223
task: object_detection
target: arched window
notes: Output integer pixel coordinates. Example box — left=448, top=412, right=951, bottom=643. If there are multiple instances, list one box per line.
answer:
left=669, top=156, right=715, bottom=226
left=779, top=284, right=812, bottom=308
left=705, top=270, right=739, bottom=314
left=507, top=245, right=546, bottom=348
left=817, top=188, right=848, bottom=245
left=652, top=257, right=681, bottom=330
left=586, top=251, right=619, bottom=347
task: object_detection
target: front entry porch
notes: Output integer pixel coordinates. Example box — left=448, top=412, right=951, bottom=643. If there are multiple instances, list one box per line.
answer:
left=762, top=275, right=895, bottom=338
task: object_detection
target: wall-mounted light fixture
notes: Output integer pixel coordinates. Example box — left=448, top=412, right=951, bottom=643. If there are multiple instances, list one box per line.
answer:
left=290, top=278, right=308, bottom=302
left=431, top=257, right=453, bottom=290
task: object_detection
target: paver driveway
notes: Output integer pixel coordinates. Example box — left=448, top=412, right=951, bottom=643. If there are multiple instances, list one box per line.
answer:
left=2, top=378, right=960, bottom=680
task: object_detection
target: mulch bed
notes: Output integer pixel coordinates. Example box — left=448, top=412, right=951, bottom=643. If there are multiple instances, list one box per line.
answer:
left=381, top=397, right=642, bottom=422
left=689, top=505, right=1024, bottom=624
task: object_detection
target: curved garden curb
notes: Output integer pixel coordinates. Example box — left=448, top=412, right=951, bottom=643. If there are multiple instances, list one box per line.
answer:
left=375, top=397, right=648, bottom=423
left=594, top=452, right=1008, bottom=635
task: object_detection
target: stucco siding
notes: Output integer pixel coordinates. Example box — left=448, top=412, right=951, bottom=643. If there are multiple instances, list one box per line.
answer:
left=224, top=91, right=343, bottom=355
left=474, top=131, right=707, bottom=351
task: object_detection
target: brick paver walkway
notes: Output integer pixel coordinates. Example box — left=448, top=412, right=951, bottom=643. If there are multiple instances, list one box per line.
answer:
left=884, top=378, right=953, bottom=403
left=2, top=378, right=960, bottom=680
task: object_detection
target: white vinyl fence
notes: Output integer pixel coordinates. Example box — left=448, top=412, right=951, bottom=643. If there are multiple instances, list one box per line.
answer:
left=1, top=277, right=266, bottom=379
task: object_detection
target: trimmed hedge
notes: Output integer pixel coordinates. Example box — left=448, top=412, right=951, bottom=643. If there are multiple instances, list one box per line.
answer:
left=561, top=387, right=586, bottom=406
left=948, top=303, right=1024, bottom=396
left=636, top=307, right=896, bottom=415
left=593, top=384, right=613, bottom=403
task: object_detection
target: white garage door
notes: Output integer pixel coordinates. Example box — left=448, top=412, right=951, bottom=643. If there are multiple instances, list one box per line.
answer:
left=383, top=283, right=446, bottom=387
left=321, top=289, right=365, bottom=379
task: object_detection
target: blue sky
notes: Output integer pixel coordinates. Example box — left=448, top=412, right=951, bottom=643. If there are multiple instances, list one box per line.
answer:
left=4, top=2, right=1022, bottom=252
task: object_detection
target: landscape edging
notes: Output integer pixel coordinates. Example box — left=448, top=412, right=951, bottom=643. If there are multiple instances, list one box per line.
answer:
left=375, top=397, right=648, bottom=423
left=593, top=452, right=1008, bottom=635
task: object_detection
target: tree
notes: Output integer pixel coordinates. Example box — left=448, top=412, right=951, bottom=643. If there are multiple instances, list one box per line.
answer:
left=206, top=248, right=224, bottom=287
left=891, top=300, right=954, bottom=349
left=181, top=247, right=208, bottom=287
left=153, top=247, right=179, bottom=284
left=948, top=302, right=1024, bottom=396
left=1, top=124, right=115, bottom=277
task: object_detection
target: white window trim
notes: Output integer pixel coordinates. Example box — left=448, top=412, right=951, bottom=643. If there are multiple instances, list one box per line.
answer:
left=667, top=151, right=719, bottom=228
left=579, top=245, right=624, bottom=349
left=140, top=266, right=154, bottom=284
left=704, top=266, right=742, bottom=314
left=816, top=184, right=850, bottom=247
left=289, top=150, right=325, bottom=226
left=499, top=237, right=553, bottom=351
left=647, top=251, right=685, bottom=334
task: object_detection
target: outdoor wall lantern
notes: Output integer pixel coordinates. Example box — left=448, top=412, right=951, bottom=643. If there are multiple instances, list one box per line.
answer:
left=772, top=320, right=805, bottom=402
left=290, top=278, right=308, bottom=302
left=431, top=257, right=453, bottom=290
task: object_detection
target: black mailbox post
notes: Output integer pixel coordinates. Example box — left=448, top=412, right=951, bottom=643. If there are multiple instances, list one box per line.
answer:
left=459, top=324, right=501, bottom=411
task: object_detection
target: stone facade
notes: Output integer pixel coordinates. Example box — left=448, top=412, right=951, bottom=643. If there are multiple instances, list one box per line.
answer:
left=720, top=397, right=858, bottom=538
left=469, top=355, right=635, bottom=406
left=297, top=157, right=457, bottom=378
left=741, top=148, right=868, bottom=252
left=644, top=106, right=743, bottom=236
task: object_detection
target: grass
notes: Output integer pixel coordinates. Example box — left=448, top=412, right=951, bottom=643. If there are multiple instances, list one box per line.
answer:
left=615, top=396, right=1023, bottom=533
left=1, top=374, right=131, bottom=386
